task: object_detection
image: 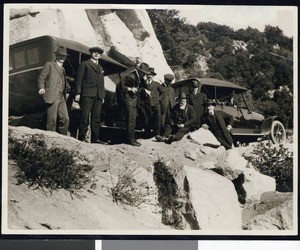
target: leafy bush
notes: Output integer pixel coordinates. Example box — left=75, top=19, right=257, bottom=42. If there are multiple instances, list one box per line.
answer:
left=110, top=168, right=154, bottom=207
left=153, top=159, right=184, bottom=229
left=8, top=134, right=93, bottom=195
left=243, top=142, right=293, bottom=192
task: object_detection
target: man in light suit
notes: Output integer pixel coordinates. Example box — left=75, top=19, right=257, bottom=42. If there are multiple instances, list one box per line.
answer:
left=75, top=46, right=106, bottom=144
left=37, top=46, right=70, bottom=135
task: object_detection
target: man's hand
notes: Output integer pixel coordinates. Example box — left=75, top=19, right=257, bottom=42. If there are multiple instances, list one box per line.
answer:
left=129, top=87, right=138, bottom=94
left=145, top=89, right=151, bottom=96
left=202, top=124, right=209, bottom=130
left=38, top=89, right=45, bottom=95
left=227, top=125, right=232, bottom=132
left=75, top=95, right=80, bottom=102
left=177, top=123, right=185, bottom=128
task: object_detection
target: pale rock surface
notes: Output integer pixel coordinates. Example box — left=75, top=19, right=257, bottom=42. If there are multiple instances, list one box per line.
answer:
left=243, top=197, right=293, bottom=230
left=243, top=169, right=276, bottom=201
left=188, top=128, right=221, bottom=146
left=215, top=148, right=248, bottom=180
left=9, top=7, right=173, bottom=82
left=184, top=165, right=242, bottom=230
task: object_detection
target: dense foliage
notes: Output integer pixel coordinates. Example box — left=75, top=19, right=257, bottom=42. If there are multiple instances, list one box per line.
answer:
left=9, top=134, right=93, bottom=196
left=243, top=142, right=293, bottom=192
left=147, top=9, right=293, bottom=128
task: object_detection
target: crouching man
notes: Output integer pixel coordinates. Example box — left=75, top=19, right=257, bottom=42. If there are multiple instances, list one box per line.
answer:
left=156, top=93, right=195, bottom=144
left=201, top=99, right=234, bottom=150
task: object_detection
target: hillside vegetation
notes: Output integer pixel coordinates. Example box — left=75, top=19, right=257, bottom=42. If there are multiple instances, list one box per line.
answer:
left=147, top=9, right=293, bottom=129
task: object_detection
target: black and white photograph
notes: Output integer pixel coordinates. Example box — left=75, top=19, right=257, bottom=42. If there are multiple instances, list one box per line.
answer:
left=2, top=3, right=298, bottom=236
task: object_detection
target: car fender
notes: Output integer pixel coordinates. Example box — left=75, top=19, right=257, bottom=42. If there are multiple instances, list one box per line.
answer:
left=260, top=116, right=278, bottom=134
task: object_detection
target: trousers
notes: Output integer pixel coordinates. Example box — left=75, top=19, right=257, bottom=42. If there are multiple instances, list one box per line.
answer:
left=46, top=95, right=69, bottom=135
left=78, top=97, right=103, bottom=142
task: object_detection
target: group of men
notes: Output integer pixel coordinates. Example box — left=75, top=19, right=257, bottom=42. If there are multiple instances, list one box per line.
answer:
left=37, top=45, right=234, bottom=150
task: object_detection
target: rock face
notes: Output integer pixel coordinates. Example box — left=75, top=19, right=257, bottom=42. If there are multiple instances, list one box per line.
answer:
left=6, top=126, right=293, bottom=233
left=184, top=165, right=242, bottom=230
left=243, top=192, right=293, bottom=230
left=9, top=7, right=173, bottom=81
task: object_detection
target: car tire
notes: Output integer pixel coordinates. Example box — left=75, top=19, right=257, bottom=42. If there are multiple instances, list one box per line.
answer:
left=270, top=120, right=286, bottom=144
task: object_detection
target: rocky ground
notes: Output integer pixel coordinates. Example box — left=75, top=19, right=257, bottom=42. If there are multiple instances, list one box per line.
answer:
left=5, top=126, right=295, bottom=234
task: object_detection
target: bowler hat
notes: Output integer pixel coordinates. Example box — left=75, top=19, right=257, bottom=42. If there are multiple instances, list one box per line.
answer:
left=89, top=46, right=104, bottom=54
left=204, top=99, right=217, bottom=106
left=149, top=67, right=157, bottom=76
left=164, top=74, right=174, bottom=81
left=193, top=80, right=201, bottom=88
left=178, top=92, right=187, bottom=100
left=54, top=46, right=69, bottom=56
left=137, top=62, right=150, bottom=74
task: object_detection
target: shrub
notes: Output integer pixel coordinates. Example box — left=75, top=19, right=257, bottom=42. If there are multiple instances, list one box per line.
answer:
left=243, top=142, right=293, bottom=192
left=153, top=158, right=184, bottom=229
left=110, top=167, right=154, bottom=207
left=8, top=134, right=93, bottom=196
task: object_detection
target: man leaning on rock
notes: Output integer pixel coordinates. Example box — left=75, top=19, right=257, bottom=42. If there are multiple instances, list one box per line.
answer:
left=37, top=46, right=70, bottom=135
left=75, top=46, right=107, bottom=144
left=201, top=99, right=234, bottom=150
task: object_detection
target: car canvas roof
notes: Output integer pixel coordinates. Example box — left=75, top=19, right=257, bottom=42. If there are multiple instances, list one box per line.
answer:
left=172, top=77, right=248, bottom=93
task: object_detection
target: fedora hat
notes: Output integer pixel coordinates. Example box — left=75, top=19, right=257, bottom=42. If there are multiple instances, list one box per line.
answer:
left=137, top=62, right=150, bottom=74
left=164, top=74, right=174, bottom=81
left=149, top=67, right=157, bottom=76
left=193, top=79, right=201, bottom=88
left=204, top=99, right=217, bottom=106
left=89, top=46, right=104, bottom=54
left=54, top=46, right=69, bottom=56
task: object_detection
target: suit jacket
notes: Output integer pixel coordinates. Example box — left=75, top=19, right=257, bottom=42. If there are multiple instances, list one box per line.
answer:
left=201, top=110, right=233, bottom=145
left=75, top=59, right=105, bottom=99
left=188, top=92, right=207, bottom=129
left=122, top=70, right=143, bottom=107
left=169, top=103, right=196, bottom=127
left=140, top=80, right=166, bottom=106
left=37, top=62, right=70, bottom=104
left=161, top=84, right=176, bottom=114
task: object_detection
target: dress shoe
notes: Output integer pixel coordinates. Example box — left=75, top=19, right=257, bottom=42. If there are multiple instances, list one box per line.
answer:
left=91, top=139, right=108, bottom=145
left=134, top=139, right=141, bottom=146
left=166, top=135, right=176, bottom=144
left=128, top=140, right=141, bottom=147
left=155, top=135, right=168, bottom=142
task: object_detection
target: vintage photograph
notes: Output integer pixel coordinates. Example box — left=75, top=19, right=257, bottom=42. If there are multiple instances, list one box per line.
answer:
left=2, top=4, right=297, bottom=236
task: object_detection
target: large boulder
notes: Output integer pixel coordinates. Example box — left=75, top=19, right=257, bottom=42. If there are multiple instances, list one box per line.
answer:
left=184, top=165, right=242, bottom=230
left=242, top=169, right=276, bottom=201
left=188, top=128, right=221, bottom=147
left=9, top=7, right=172, bottom=82
left=214, top=148, right=248, bottom=180
left=243, top=196, right=293, bottom=230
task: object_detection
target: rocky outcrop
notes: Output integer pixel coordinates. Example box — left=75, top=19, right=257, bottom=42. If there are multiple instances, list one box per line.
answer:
left=9, top=7, right=172, bottom=81
left=6, top=126, right=292, bottom=232
left=243, top=192, right=293, bottom=230
left=184, top=165, right=242, bottom=230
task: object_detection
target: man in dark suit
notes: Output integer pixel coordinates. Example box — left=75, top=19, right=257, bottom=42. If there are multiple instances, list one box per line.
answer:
left=188, top=79, right=207, bottom=130
left=160, top=73, right=176, bottom=135
left=156, top=93, right=196, bottom=144
left=123, top=62, right=150, bottom=146
left=75, top=46, right=106, bottom=143
left=140, top=67, right=166, bottom=137
left=37, top=46, right=70, bottom=135
left=201, top=99, right=234, bottom=150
